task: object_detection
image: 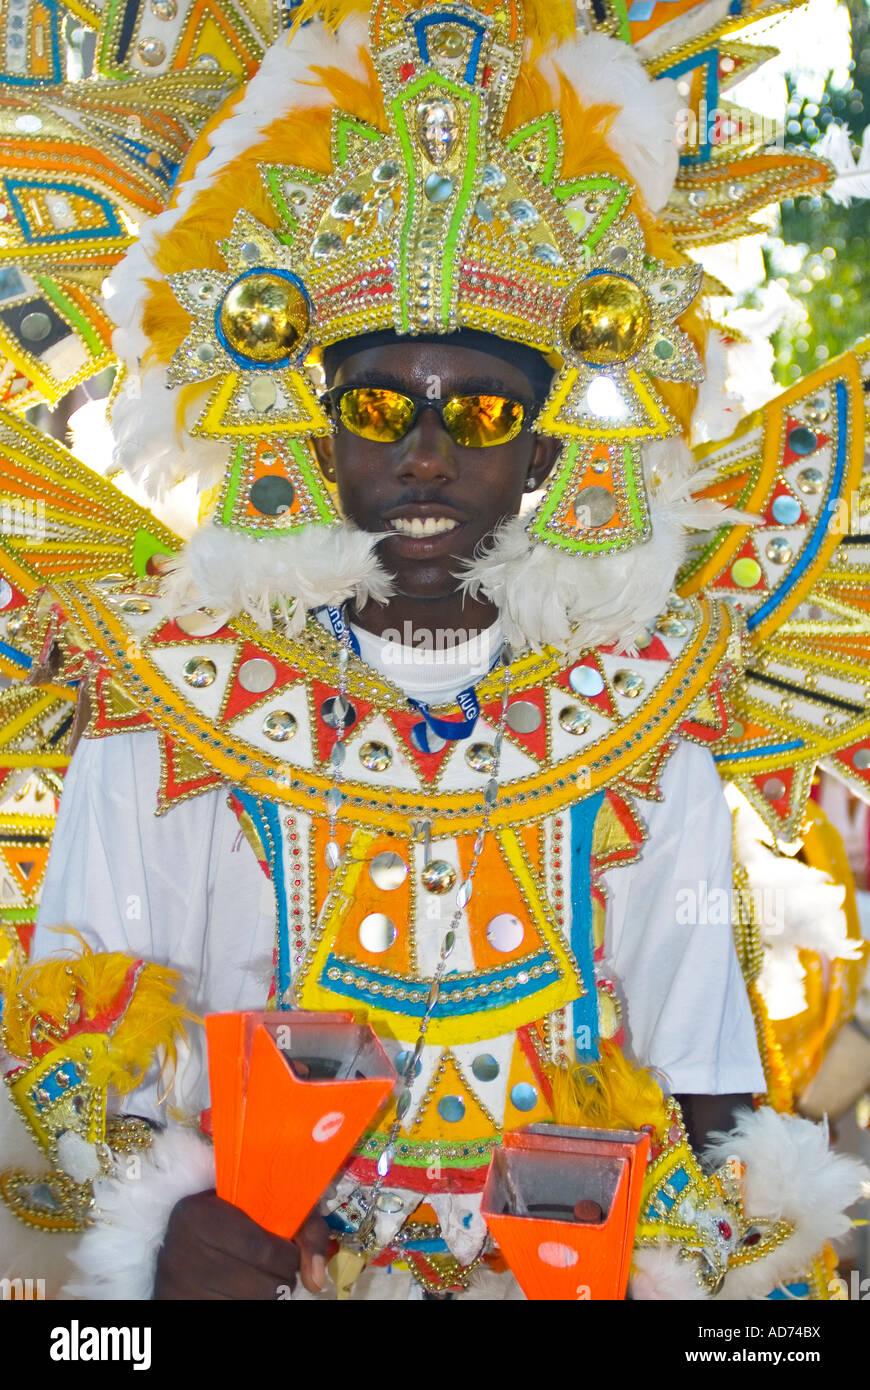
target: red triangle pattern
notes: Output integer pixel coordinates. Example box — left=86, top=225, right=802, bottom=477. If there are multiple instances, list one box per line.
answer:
left=591, top=790, right=646, bottom=873
left=751, top=765, right=795, bottom=818
left=311, top=679, right=374, bottom=764
left=480, top=685, right=548, bottom=760
left=221, top=642, right=306, bottom=724
left=387, top=707, right=455, bottom=783
left=764, top=482, right=808, bottom=527
left=712, top=536, right=766, bottom=591
left=159, top=735, right=223, bottom=808
left=553, top=661, right=616, bottom=718
left=149, top=618, right=234, bottom=646
left=783, top=414, right=828, bottom=468
left=0, top=581, right=28, bottom=614
left=679, top=678, right=730, bottom=744
left=832, top=740, right=870, bottom=788
left=618, top=740, right=675, bottom=798
left=91, top=667, right=152, bottom=734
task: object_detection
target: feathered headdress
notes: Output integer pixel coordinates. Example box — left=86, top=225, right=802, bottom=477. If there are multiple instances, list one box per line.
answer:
left=102, top=1, right=783, bottom=648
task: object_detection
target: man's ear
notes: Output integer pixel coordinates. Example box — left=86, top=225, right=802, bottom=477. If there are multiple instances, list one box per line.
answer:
left=528, top=434, right=562, bottom=491
left=312, top=432, right=336, bottom=483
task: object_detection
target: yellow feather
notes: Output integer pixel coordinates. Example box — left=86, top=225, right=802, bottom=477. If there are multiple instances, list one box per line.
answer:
left=289, top=0, right=367, bottom=30
left=549, top=1040, right=671, bottom=1142
left=1, top=940, right=193, bottom=1095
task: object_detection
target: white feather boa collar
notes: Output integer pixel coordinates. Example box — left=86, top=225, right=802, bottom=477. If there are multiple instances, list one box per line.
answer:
left=162, top=440, right=746, bottom=652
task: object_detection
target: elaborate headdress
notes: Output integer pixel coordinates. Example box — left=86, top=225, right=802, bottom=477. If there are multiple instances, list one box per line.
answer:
left=100, top=0, right=771, bottom=649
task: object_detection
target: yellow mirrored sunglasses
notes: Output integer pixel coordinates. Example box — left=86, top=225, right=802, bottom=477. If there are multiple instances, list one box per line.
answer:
left=322, top=385, right=530, bottom=449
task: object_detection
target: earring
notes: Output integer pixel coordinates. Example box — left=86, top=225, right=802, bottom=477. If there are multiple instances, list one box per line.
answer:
left=523, top=476, right=538, bottom=492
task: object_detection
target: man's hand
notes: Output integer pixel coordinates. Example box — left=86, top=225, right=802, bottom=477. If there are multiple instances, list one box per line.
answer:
left=153, top=1190, right=329, bottom=1300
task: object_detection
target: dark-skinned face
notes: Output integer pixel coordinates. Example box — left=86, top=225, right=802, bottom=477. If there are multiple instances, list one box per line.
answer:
left=312, top=340, right=560, bottom=605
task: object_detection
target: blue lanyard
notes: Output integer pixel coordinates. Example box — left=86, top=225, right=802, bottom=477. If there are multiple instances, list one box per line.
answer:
left=324, top=604, right=361, bottom=656
left=407, top=689, right=480, bottom=749
left=322, top=604, right=482, bottom=747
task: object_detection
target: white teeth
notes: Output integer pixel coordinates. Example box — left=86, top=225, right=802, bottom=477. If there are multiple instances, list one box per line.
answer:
left=391, top=516, right=459, bottom=537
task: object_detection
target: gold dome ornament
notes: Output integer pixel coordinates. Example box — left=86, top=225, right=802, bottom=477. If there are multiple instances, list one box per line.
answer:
left=563, top=273, right=651, bottom=365
left=218, top=270, right=310, bottom=365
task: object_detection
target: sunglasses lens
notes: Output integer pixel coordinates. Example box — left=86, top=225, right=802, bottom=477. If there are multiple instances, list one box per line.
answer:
left=339, top=388, right=416, bottom=442
left=443, top=395, right=525, bottom=448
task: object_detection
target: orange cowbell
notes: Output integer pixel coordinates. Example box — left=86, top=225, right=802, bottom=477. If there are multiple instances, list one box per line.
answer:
left=481, top=1125, right=650, bottom=1300
left=206, top=1010, right=397, bottom=1239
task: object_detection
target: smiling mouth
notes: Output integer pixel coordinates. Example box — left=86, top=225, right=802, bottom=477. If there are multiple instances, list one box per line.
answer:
left=389, top=516, right=461, bottom=537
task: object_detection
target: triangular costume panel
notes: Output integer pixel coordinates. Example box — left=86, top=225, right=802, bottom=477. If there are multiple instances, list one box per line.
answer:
left=0, top=0, right=868, bottom=1301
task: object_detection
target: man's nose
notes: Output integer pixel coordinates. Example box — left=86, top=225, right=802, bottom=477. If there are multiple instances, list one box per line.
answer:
left=394, top=405, right=459, bottom=483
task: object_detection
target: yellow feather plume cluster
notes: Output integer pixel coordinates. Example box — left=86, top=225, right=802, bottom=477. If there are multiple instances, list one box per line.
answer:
left=549, top=1039, right=672, bottom=1143
left=1, top=937, right=193, bottom=1095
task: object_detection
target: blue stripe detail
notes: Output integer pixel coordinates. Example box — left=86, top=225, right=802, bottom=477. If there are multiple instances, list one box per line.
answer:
left=1, top=1, right=62, bottom=85
left=715, top=739, right=804, bottom=763
left=644, top=1166, right=690, bottom=1221
left=569, top=794, right=604, bottom=1062
left=658, top=49, right=719, bottom=164
left=321, top=950, right=558, bottom=1018
left=5, top=179, right=123, bottom=244
left=748, top=380, right=849, bottom=632
left=233, top=792, right=291, bottom=1004
left=31, top=1061, right=83, bottom=1108
left=767, top=1282, right=810, bottom=1300
left=0, top=640, right=31, bottom=669
left=413, top=10, right=487, bottom=84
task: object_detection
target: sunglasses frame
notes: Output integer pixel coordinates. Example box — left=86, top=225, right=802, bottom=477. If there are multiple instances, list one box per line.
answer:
left=320, top=383, right=536, bottom=448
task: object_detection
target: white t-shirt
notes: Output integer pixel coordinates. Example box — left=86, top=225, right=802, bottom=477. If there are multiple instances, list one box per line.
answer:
left=31, top=622, right=764, bottom=1112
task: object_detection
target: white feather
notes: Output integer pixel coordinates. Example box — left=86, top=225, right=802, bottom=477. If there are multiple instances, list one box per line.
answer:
left=704, top=1107, right=869, bottom=1300
left=538, top=32, right=680, bottom=211
left=110, top=367, right=229, bottom=499
left=631, top=1241, right=710, bottom=1300
left=726, top=787, right=861, bottom=1021
left=816, top=124, right=870, bottom=207
left=62, top=1126, right=216, bottom=1301
left=691, top=330, right=745, bottom=445
left=161, top=520, right=395, bottom=632
left=459, top=439, right=748, bottom=656
left=107, top=17, right=369, bottom=492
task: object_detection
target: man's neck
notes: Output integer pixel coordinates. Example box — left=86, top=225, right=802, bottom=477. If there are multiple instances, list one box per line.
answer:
left=349, top=590, right=499, bottom=643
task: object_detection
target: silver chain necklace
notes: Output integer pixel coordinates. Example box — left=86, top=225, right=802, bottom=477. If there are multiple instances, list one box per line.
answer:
left=317, top=633, right=515, bottom=1255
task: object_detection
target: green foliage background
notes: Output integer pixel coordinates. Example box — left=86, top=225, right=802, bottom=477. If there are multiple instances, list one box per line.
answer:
left=767, top=0, right=870, bottom=384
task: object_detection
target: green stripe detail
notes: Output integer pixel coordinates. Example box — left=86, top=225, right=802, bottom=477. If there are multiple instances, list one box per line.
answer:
left=262, top=166, right=324, bottom=236
left=505, top=115, right=561, bottom=186
left=35, top=277, right=105, bottom=356
left=552, top=176, right=631, bottom=252
left=392, top=97, right=418, bottom=335
left=220, top=441, right=248, bottom=526
left=356, top=1132, right=499, bottom=1169
left=529, top=441, right=649, bottom=555
left=611, top=0, right=632, bottom=43
left=132, top=528, right=176, bottom=578
left=287, top=438, right=335, bottom=525
left=333, top=116, right=384, bottom=167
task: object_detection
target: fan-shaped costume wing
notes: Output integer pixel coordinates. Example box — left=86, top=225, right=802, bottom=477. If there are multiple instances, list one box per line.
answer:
left=679, top=344, right=869, bottom=844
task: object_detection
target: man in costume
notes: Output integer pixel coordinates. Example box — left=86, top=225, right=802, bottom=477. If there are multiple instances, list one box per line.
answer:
left=0, top=0, right=868, bottom=1300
